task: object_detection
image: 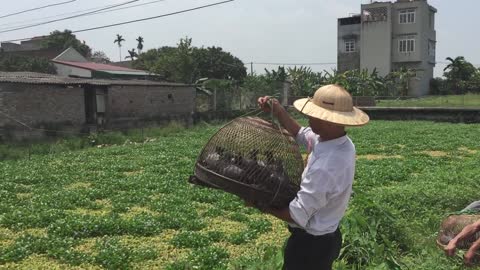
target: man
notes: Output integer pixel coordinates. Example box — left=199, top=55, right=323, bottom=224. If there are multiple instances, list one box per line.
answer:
left=444, top=201, right=480, bottom=265
left=256, top=84, right=369, bottom=270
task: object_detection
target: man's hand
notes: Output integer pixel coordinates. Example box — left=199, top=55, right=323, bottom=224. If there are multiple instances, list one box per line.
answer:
left=244, top=200, right=255, bottom=208
left=444, top=220, right=480, bottom=265
left=464, top=237, right=480, bottom=266
left=257, top=96, right=283, bottom=117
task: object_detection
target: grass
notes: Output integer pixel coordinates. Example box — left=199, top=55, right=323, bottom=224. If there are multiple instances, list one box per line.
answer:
left=0, top=119, right=479, bottom=269
left=376, top=94, right=480, bottom=108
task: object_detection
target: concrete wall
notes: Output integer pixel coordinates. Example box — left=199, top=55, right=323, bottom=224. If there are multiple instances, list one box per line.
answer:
left=360, top=3, right=392, bottom=76
left=391, top=0, right=436, bottom=96
left=107, top=85, right=195, bottom=127
left=0, top=42, right=21, bottom=52
left=338, top=18, right=361, bottom=72
left=54, top=47, right=88, bottom=62
left=19, top=39, right=43, bottom=51
left=0, top=83, right=85, bottom=139
left=54, top=63, right=92, bottom=78
left=361, top=107, right=480, bottom=123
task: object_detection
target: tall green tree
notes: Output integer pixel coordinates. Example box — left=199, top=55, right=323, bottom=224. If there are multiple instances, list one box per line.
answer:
left=192, top=46, right=247, bottom=81
left=133, top=37, right=247, bottom=83
left=443, top=56, right=477, bottom=94
left=136, top=36, right=144, bottom=54
left=149, top=37, right=196, bottom=83
left=288, top=66, right=325, bottom=97
left=42, top=29, right=92, bottom=57
left=114, top=34, right=126, bottom=62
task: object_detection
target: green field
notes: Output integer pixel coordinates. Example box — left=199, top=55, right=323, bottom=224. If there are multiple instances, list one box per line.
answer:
left=0, top=120, right=479, bottom=269
left=376, top=94, right=480, bottom=108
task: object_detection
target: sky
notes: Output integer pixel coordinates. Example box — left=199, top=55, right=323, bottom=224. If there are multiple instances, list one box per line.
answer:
left=0, top=0, right=479, bottom=78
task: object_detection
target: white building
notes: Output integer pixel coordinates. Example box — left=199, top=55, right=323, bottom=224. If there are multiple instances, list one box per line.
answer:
left=338, top=0, right=437, bottom=96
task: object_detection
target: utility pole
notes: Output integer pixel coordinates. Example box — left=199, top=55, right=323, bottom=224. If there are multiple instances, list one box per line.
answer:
left=250, top=62, right=253, bottom=76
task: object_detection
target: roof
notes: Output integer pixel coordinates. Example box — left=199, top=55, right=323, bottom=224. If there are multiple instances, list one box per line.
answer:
left=52, top=60, right=151, bottom=76
left=0, top=72, right=188, bottom=87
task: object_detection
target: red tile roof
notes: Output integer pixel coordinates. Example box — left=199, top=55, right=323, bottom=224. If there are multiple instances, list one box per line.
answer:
left=52, top=60, right=146, bottom=73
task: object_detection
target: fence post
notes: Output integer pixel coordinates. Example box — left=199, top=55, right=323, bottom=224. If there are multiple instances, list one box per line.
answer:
left=213, top=88, right=217, bottom=111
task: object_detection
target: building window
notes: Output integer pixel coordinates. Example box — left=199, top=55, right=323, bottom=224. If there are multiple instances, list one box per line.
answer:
left=345, top=40, right=355, bottom=53
left=428, top=40, right=436, bottom=57
left=399, top=9, right=415, bottom=24
left=399, top=39, right=415, bottom=53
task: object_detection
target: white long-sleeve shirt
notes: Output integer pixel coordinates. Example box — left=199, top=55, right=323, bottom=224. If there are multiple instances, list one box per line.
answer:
left=288, top=127, right=356, bottom=236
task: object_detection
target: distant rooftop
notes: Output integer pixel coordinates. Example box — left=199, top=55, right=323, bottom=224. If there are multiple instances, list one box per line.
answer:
left=0, top=72, right=185, bottom=87
left=51, top=60, right=151, bottom=76
left=339, top=15, right=361, bottom=25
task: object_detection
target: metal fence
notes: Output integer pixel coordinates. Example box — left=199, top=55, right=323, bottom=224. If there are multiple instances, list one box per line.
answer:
left=202, top=94, right=480, bottom=111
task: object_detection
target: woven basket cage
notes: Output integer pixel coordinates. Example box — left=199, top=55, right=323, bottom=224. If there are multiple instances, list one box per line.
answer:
left=189, top=116, right=304, bottom=209
left=437, top=214, right=480, bottom=263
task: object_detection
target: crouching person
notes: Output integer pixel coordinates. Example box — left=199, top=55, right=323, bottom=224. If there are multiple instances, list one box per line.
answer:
left=442, top=200, right=480, bottom=266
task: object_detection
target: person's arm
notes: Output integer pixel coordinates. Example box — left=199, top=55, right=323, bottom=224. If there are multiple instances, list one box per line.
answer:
left=445, top=220, right=480, bottom=259
left=262, top=207, right=296, bottom=224
left=465, top=234, right=480, bottom=265
left=258, top=96, right=301, bottom=137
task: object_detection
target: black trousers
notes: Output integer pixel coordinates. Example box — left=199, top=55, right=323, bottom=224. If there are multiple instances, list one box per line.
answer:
left=283, top=226, right=342, bottom=270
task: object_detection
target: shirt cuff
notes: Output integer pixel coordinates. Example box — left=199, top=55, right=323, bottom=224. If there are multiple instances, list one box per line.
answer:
left=295, top=127, right=307, bottom=146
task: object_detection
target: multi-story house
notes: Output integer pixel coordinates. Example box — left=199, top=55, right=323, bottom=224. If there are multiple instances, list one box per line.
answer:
left=338, top=0, right=437, bottom=96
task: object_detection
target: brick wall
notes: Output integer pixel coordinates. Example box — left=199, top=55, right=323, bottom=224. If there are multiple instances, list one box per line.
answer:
left=0, top=83, right=85, bottom=129
left=108, top=85, right=195, bottom=120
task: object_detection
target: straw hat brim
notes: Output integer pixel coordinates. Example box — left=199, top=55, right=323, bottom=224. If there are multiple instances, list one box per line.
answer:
left=293, top=98, right=370, bottom=126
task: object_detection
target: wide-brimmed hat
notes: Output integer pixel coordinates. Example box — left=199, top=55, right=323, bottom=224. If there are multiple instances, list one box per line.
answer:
left=293, top=84, right=369, bottom=126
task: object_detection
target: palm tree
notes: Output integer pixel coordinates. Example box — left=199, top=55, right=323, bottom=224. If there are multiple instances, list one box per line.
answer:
left=443, top=56, right=476, bottom=94
left=113, top=34, right=125, bottom=61
left=125, top=49, right=138, bottom=61
left=136, top=36, right=144, bottom=54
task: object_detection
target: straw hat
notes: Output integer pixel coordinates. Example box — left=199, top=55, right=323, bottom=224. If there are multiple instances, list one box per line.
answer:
left=293, top=84, right=370, bottom=126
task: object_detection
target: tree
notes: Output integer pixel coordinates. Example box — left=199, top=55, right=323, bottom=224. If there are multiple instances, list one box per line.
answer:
left=192, top=46, right=247, bottom=81
left=389, top=67, right=416, bottom=96
left=155, top=37, right=196, bottom=83
left=42, top=29, right=92, bottom=57
left=287, top=66, right=324, bottom=97
left=443, top=56, right=477, bottom=94
left=126, top=49, right=138, bottom=61
left=131, top=46, right=176, bottom=71
left=133, top=37, right=247, bottom=83
left=324, top=69, right=386, bottom=96
left=114, top=34, right=126, bottom=61
left=136, top=36, right=144, bottom=54
left=91, top=51, right=111, bottom=64
left=264, top=66, right=288, bottom=82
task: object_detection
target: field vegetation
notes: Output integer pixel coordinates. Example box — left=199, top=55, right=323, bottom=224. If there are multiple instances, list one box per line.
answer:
left=0, top=119, right=479, bottom=269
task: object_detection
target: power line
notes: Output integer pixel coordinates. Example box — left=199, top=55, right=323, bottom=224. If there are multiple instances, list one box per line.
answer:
left=88, top=0, right=166, bottom=16
left=73, top=0, right=235, bottom=34
left=0, top=0, right=140, bottom=34
left=0, top=0, right=77, bottom=20
left=0, top=0, right=166, bottom=31
left=0, top=0, right=235, bottom=43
